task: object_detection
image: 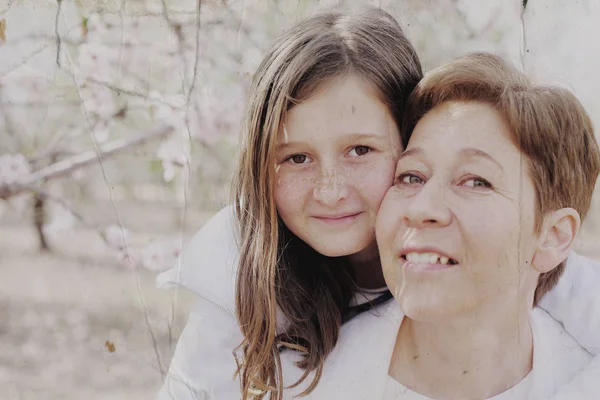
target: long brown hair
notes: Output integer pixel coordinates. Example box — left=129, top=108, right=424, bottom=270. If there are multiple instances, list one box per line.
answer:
left=401, top=52, right=600, bottom=306
left=231, top=7, right=422, bottom=398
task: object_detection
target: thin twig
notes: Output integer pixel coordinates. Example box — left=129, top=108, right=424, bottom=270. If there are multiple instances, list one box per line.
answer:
left=55, top=0, right=63, bottom=67
left=84, top=76, right=179, bottom=107
left=520, top=1, right=528, bottom=71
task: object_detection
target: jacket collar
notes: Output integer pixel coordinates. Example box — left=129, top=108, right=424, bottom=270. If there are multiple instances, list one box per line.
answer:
left=282, top=299, right=404, bottom=399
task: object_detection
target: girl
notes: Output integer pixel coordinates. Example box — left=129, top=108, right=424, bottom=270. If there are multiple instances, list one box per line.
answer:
left=157, top=7, right=600, bottom=400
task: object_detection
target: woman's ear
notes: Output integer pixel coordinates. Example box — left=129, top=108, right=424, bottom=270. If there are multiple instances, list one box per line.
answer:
left=531, top=208, right=581, bottom=273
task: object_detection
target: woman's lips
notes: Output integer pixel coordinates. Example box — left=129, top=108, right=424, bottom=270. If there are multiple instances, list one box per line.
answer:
left=399, top=249, right=459, bottom=272
left=403, top=259, right=455, bottom=272
left=313, top=212, right=363, bottom=225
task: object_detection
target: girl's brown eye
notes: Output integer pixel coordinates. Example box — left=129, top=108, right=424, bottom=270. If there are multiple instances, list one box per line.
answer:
left=351, top=146, right=371, bottom=156
left=290, top=154, right=307, bottom=164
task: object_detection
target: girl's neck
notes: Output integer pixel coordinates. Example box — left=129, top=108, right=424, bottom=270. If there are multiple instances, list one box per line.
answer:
left=348, top=241, right=386, bottom=289
left=389, top=304, right=533, bottom=399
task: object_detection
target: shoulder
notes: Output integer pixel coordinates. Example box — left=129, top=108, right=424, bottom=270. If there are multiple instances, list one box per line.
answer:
left=156, top=205, right=240, bottom=314
left=531, top=307, right=591, bottom=360
left=529, top=307, right=592, bottom=395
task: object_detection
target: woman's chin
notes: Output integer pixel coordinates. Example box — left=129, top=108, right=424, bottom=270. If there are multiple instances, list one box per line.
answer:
left=396, top=294, right=464, bottom=322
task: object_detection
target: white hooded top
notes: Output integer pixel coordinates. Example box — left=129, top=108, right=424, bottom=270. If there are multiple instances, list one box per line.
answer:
left=156, top=205, right=600, bottom=400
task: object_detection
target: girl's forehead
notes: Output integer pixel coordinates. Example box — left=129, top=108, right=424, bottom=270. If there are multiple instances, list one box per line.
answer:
left=280, top=79, right=397, bottom=143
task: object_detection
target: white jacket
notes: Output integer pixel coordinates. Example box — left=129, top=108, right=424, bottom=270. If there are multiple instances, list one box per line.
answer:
left=156, top=206, right=600, bottom=400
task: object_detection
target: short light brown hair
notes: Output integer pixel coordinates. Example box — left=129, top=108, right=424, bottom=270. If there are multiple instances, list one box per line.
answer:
left=401, top=52, right=600, bottom=305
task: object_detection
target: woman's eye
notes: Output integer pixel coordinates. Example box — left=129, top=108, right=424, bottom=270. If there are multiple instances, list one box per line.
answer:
left=397, top=173, right=424, bottom=185
left=287, top=154, right=308, bottom=164
left=463, top=177, right=491, bottom=188
left=349, top=146, right=371, bottom=157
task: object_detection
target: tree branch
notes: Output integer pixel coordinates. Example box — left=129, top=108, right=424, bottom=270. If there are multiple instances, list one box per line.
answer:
left=0, top=124, right=174, bottom=199
left=55, top=0, right=63, bottom=67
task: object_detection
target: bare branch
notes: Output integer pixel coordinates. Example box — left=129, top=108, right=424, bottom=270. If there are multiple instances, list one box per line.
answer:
left=0, top=0, right=11, bottom=16
left=0, top=124, right=174, bottom=199
left=23, top=184, right=91, bottom=228
left=55, top=0, right=63, bottom=67
left=520, top=0, right=528, bottom=70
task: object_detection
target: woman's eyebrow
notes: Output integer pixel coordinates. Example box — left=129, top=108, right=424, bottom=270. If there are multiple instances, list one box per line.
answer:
left=459, top=147, right=504, bottom=172
left=398, top=147, right=504, bottom=171
left=397, top=147, right=424, bottom=161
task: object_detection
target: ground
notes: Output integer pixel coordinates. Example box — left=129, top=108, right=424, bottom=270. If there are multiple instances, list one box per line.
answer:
left=0, top=203, right=598, bottom=399
left=0, top=218, right=197, bottom=400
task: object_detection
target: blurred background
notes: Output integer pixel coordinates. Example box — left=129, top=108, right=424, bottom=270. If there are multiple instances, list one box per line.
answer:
left=0, top=0, right=598, bottom=398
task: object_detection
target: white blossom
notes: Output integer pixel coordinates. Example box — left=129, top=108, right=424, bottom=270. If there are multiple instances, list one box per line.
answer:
left=104, top=224, right=131, bottom=250
left=156, top=135, right=189, bottom=182
left=0, top=153, right=32, bottom=185
left=42, top=204, right=75, bottom=235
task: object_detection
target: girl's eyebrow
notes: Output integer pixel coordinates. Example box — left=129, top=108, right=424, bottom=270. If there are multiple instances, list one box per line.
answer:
left=276, top=132, right=386, bottom=152
left=341, top=132, right=389, bottom=142
left=276, top=141, right=305, bottom=152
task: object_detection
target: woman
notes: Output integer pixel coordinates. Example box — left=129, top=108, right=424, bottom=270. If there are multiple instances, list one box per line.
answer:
left=157, top=8, right=600, bottom=400
left=377, top=52, right=599, bottom=399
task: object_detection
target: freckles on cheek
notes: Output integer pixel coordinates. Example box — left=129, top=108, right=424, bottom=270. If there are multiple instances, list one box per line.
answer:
left=275, top=173, right=313, bottom=200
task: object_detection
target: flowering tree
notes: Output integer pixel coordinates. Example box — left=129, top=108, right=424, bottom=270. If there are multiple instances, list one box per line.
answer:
left=0, top=0, right=254, bottom=272
left=0, top=0, right=529, bottom=271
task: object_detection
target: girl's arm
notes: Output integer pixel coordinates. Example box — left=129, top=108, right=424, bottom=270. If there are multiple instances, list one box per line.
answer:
left=156, top=296, right=243, bottom=400
left=156, top=205, right=242, bottom=399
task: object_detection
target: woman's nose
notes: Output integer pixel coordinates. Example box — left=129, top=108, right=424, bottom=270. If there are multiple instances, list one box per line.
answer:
left=404, top=180, right=452, bottom=228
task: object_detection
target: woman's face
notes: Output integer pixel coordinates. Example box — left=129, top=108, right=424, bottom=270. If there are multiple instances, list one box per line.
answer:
left=376, top=101, right=541, bottom=321
left=275, top=74, right=401, bottom=258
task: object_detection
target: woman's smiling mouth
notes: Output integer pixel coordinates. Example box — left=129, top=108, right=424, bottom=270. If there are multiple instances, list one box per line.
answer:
left=400, top=249, right=459, bottom=271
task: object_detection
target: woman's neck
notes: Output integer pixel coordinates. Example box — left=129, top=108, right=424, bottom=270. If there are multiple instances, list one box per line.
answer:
left=389, top=304, right=533, bottom=399
left=348, top=241, right=386, bottom=289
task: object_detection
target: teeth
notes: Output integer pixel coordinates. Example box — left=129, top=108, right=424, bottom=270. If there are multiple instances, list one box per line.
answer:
left=405, top=252, right=453, bottom=265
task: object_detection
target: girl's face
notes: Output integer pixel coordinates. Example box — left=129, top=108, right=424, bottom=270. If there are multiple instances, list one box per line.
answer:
left=376, top=101, right=540, bottom=321
left=274, top=74, right=401, bottom=258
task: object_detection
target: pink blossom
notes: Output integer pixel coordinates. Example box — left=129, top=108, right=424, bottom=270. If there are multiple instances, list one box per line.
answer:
left=79, top=83, right=116, bottom=120
left=116, top=250, right=140, bottom=269
left=139, top=238, right=181, bottom=272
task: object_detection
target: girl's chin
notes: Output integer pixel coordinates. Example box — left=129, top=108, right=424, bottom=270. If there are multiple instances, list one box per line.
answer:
left=306, top=236, right=374, bottom=259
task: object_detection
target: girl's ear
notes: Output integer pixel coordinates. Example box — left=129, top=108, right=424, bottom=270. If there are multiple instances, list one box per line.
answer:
left=531, top=208, right=580, bottom=273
